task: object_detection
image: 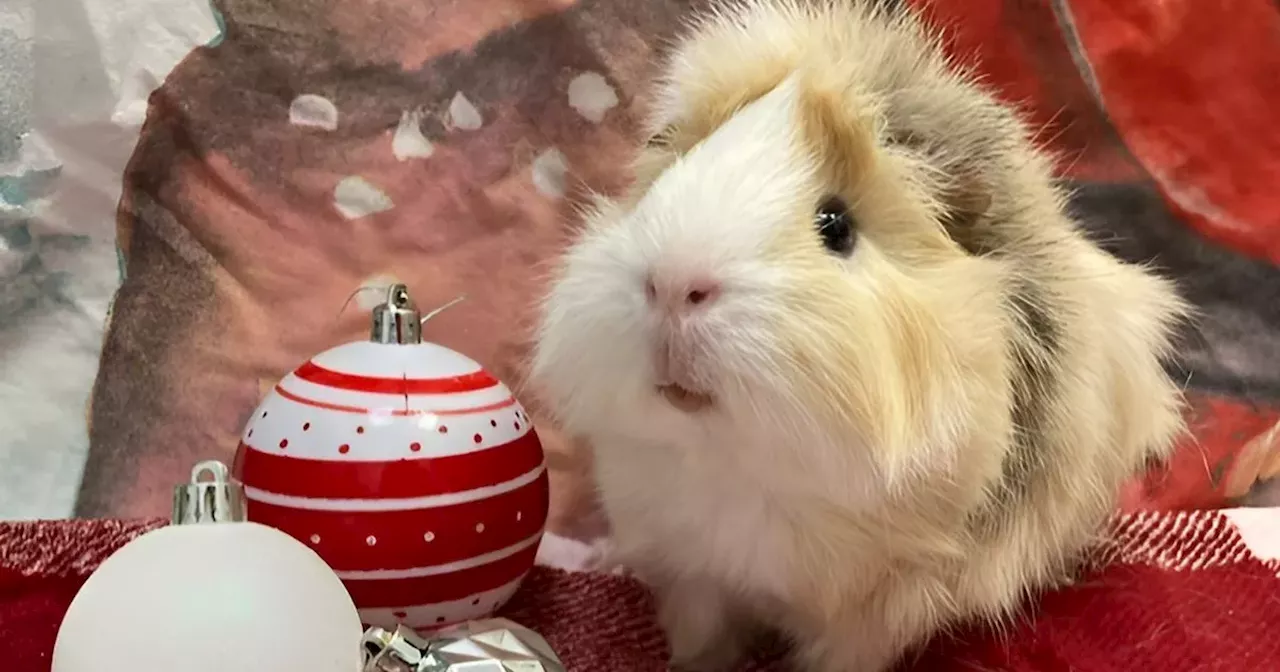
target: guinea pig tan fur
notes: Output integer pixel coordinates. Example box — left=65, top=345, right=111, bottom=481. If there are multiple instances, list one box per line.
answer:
left=529, top=1, right=1189, bottom=670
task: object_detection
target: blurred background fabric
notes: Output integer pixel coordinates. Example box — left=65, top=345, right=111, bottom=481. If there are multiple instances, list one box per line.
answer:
left=0, top=0, right=1277, bottom=527
left=0, top=0, right=222, bottom=519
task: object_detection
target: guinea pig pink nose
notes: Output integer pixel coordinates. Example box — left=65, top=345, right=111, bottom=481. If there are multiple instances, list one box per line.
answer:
left=645, top=274, right=721, bottom=312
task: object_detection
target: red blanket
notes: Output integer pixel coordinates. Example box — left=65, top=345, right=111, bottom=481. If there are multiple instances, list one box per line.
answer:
left=3, top=514, right=1278, bottom=671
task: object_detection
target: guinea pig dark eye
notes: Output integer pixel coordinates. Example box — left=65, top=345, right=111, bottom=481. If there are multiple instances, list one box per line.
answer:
left=814, top=196, right=856, bottom=257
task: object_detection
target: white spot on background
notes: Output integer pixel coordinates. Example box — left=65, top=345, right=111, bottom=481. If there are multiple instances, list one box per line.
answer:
left=531, top=148, right=568, bottom=198
left=289, top=94, right=339, bottom=131
left=356, top=274, right=402, bottom=310
left=392, top=109, right=434, bottom=160
left=567, top=72, right=619, bottom=123
left=448, top=92, right=483, bottom=131
left=334, top=176, right=394, bottom=220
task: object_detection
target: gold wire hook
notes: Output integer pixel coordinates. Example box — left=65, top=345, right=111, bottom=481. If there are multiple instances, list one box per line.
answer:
left=420, top=295, right=467, bottom=326
left=335, top=285, right=388, bottom=322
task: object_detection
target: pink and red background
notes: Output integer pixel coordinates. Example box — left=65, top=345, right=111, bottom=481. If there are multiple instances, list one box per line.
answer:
left=67, top=0, right=1280, bottom=533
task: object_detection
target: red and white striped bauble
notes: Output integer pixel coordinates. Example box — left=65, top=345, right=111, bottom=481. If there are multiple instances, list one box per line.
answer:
left=231, top=339, right=548, bottom=633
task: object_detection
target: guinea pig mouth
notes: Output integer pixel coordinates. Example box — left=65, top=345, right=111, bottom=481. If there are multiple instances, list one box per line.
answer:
left=657, top=383, right=714, bottom=413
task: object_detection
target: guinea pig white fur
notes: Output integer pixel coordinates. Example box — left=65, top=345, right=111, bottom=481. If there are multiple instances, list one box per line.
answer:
left=529, top=1, right=1189, bottom=670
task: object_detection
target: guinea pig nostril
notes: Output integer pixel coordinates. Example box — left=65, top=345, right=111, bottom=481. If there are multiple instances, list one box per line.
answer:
left=684, top=281, right=720, bottom=307
left=646, top=273, right=720, bottom=311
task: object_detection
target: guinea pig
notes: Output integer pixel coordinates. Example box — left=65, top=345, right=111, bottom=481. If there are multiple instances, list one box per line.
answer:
left=528, top=1, right=1189, bottom=670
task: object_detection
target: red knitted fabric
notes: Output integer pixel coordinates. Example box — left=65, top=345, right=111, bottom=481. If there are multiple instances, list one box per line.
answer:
left=2, top=514, right=1278, bottom=671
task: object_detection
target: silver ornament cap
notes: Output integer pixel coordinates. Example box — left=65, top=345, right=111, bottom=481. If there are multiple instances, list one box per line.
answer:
left=171, top=460, right=246, bottom=525
left=361, top=618, right=566, bottom=672
left=371, top=283, right=422, bottom=345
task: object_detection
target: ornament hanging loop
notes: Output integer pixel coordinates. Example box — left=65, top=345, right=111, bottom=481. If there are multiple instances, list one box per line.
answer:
left=172, top=460, right=247, bottom=525
left=361, top=625, right=429, bottom=671
left=371, top=283, right=422, bottom=345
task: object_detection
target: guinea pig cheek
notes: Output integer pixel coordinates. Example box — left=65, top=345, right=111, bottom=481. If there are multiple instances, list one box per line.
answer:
left=763, top=251, right=893, bottom=441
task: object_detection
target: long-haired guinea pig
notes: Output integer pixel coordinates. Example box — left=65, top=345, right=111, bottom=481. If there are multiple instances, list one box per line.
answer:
left=529, top=1, right=1188, bottom=670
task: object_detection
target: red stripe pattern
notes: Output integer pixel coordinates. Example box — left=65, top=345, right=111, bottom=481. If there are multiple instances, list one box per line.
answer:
left=234, top=431, right=544, bottom=499
left=274, top=384, right=517, bottom=416
left=294, top=360, right=499, bottom=395
left=244, top=472, right=549, bottom=571
left=342, top=544, right=541, bottom=608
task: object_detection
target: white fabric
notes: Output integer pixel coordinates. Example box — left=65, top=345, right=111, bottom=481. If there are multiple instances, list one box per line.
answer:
left=0, top=0, right=218, bottom=518
left=1224, top=507, right=1280, bottom=563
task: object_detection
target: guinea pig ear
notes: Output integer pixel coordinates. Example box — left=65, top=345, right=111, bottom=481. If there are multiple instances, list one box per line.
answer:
left=937, top=173, right=995, bottom=256
left=793, top=72, right=878, bottom=190
left=886, top=130, right=995, bottom=255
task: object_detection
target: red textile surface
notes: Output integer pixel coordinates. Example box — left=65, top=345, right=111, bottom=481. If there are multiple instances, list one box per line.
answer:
left=3, top=515, right=1279, bottom=671
left=1068, top=0, right=1280, bottom=265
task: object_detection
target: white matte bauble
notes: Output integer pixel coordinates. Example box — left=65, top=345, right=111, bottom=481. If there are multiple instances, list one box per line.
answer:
left=52, top=462, right=363, bottom=672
